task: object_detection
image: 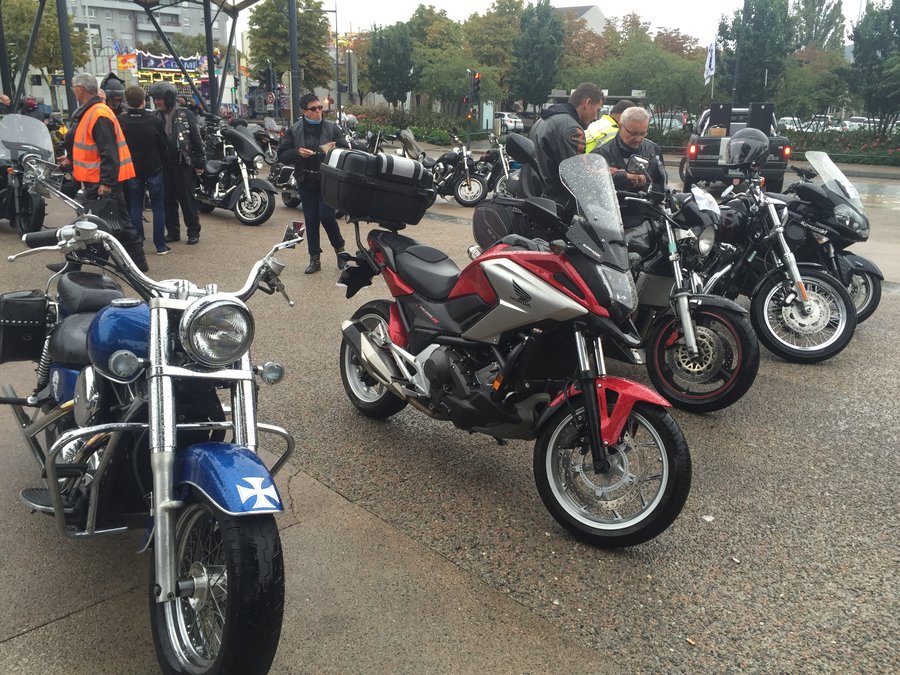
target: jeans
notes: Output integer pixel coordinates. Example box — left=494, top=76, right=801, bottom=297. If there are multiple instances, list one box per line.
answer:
left=298, top=184, right=344, bottom=256
left=125, top=174, right=166, bottom=251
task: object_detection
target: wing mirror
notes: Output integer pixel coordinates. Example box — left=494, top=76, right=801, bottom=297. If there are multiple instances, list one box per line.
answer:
left=625, top=155, right=650, bottom=176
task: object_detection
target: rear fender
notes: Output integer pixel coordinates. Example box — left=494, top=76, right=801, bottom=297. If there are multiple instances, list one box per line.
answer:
left=538, top=377, right=670, bottom=445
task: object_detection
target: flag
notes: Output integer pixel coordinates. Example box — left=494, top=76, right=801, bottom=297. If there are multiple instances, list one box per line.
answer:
left=704, top=43, right=716, bottom=85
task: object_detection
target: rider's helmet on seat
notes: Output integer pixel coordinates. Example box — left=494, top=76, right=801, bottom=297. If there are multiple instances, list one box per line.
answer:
left=726, top=128, right=770, bottom=169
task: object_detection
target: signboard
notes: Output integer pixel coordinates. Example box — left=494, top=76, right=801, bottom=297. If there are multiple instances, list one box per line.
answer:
left=631, top=90, right=646, bottom=98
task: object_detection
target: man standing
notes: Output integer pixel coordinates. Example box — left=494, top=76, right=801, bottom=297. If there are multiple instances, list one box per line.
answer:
left=528, top=82, right=604, bottom=206
left=62, top=72, right=148, bottom=272
left=0, top=94, right=11, bottom=114
left=120, top=85, right=169, bottom=255
left=585, top=99, right=635, bottom=153
left=100, top=73, right=127, bottom=116
left=149, top=81, right=205, bottom=245
left=593, top=106, right=667, bottom=192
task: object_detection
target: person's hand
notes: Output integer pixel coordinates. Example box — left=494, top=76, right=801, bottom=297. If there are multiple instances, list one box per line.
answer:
left=98, top=184, right=112, bottom=196
left=195, top=168, right=203, bottom=176
left=298, top=147, right=314, bottom=158
left=625, top=172, right=647, bottom=188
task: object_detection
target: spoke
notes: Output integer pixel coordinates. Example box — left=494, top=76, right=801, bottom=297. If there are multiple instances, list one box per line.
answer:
left=612, top=509, right=623, bottom=520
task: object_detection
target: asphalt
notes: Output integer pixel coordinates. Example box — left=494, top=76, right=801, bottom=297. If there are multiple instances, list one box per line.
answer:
left=0, top=173, right=897, bottom=673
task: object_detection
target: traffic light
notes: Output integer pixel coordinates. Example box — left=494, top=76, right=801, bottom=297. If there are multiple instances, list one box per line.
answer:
left=463, top=95, right=469, bottom=105
left=473, top=72, right=481, bottom=98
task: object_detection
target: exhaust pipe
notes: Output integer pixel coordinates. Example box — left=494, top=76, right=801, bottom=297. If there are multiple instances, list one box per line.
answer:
left=341, top=320, right=407, bottom=398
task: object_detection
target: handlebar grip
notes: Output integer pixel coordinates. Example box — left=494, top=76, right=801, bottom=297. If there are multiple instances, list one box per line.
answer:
left=22, top=229, right=60, bottom=248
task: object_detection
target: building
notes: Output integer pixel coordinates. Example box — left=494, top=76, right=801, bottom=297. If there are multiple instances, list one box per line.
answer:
left=552, top=5, right=608, bottom=34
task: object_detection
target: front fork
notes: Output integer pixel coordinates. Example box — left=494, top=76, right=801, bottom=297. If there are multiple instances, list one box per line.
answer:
left=239, top=162, right=253, bottom=200
left=665, top=220, right=699, bottom=354
left=574, top=329, right=609, bottom=473
left=767, top=201, right=813, bottom=312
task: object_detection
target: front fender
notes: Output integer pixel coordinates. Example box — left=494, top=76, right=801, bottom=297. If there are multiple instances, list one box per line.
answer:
left=840, top=252, right=883, bottom=280
left=688, top=293, right=748, bottom=315
left=248, top=177, right=277, bottom=193
left=224, top=179, right=277, bottom=209
left=538, top=377, right=670, bottom=446
left=750, top=262, right=827, bottom=299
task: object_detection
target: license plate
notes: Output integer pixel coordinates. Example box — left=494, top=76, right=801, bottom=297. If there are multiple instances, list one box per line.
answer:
left=727, top=168, right=744, bottom=177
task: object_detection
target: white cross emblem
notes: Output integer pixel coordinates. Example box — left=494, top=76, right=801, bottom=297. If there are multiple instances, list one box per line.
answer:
left=236, top=477, right=280, bottom=510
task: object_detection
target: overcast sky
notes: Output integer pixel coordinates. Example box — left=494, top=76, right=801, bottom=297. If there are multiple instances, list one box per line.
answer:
left=237, top=0, right=869, bottom=48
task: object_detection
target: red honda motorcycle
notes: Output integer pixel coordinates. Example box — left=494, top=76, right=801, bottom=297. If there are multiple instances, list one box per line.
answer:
left=324, top=149, right=691, bottom=548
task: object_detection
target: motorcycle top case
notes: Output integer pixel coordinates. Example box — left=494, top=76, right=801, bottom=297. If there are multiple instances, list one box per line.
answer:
left=0, top=289, right=48, bottom=363
left=321, top=148, right=434, bottom=226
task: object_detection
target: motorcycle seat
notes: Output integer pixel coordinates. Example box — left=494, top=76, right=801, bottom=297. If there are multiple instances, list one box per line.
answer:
left=369, top=230, right=460, bottom=300
left=57, top=272, right=124, bottom=315
left=421, top=157, right=437, bottom=170
left=205, top=160, right=224, bottom=174
left=48, top=312, right=94, bottom=366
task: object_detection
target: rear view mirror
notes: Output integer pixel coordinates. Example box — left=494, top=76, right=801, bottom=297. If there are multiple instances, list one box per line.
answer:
left=626, top=155, right=650, bottom=176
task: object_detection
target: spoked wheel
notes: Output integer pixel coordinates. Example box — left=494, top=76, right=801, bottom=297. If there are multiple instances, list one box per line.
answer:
left=494, top=175, right=510, bottom=197
left=263, top=147, right=278, bottom=165
left=234, top=188, right=275, bottom=226
left=150, top=494, right=284, bottom=675
left=647, top=307, right=760, bottom=413
left=533, top=400, right=691, bottom=548
left=453, top=175, right=487, bottom=207
left=751, top=269, right=857, bottom=363
left=847, top=270, right=881, bottom=323
left=339, top=300, right=408, bottom=419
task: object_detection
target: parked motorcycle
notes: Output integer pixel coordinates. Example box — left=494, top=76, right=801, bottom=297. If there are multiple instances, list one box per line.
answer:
left=698, top=130, right=857, bottom=363
left=324, top=146, right=691, bottom=548
left=0, top=113, right=50, bottom=233
left=474, top=132, right=512, bottom=196
left=396, top=128, right=487, bottom=207
left=779, top=151, right=882, bottom=322
left=252, top=116, right=283, bottom=165
left=196, top=123, right=278, bottom=225
left=3, top=159, right=302, bottom=673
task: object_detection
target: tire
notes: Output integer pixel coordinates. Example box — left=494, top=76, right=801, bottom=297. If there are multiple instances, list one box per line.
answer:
left=234, top=188, right=276, bottom=226
left=453, top=175, right=487, bottom=207
left=263, top=147, right=278, bottom=165
left=150, top=493, right=284, bottom=675
left=750, top=268, right=857, bottom=363
left=534, top=400, right=691, bottom=548
left=847, top=270, right=881, bottom=323
left=339, top=300, right=408, bottom=419
left=494, top=175, right=510, bottom=197
left=678, top=156, right=688, bottom=182
left=501, top=124, right=508, bottom=135
left=14, top=192, right=46, bottom=234
left=281, top=193, right=302, bottom=209
left=646, top=307, right=760, bottom=414
left=197, top=203, right=215, bottom=213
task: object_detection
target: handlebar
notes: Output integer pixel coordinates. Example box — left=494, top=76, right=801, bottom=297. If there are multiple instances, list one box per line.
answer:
left=23, top=228, right=62, bottom=249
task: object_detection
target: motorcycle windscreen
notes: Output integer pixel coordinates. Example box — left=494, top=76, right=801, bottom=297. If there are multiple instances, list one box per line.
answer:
left=0, top=114, right=54, bottom=162
left=221, top=126, right=264, bottom=161
left=804, top=150, right=864, bottom=213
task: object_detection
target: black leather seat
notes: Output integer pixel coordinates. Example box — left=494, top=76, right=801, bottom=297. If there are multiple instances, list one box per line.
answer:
left=369, top=230, right=460, bottom=300
left=421, top=157, right=437, bottom=169
left=48, top=313, right=94, bottom=366
left=205, top=160, right=224, bottom=174
left=56, top=272, right=123, bottom=315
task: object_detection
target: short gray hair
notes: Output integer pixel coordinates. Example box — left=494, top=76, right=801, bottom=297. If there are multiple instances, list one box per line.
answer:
left=619, top=106, right=650, bottom=127
left=72, top=73, right=98, bottom=94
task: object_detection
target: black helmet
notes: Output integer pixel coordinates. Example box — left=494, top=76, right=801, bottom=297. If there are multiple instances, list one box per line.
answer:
left=148, top=81, right=177, bottom=109
left=726, top=128, right=770, bottom=169
left=100, top=73, right=126, bottom=103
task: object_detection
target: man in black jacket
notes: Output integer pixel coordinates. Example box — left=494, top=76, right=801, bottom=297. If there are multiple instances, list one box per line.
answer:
left=277, top=93, right=348, bottom=274
left=593, top=106, right=667, bottom=193
left=528, top=82, right=604, bottom=205
left=120, top=85, right=170, bottom=254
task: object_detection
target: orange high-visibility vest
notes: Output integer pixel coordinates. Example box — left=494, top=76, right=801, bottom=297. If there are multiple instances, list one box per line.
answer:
left=72, top=102, right=136, bottom=183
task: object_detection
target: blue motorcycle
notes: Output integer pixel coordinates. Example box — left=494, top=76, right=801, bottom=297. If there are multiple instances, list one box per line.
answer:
left=2, top=161, right=302, bottom=674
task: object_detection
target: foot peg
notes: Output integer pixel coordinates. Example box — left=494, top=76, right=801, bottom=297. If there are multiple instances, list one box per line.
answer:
left=20, top=487, right=76, bottom=514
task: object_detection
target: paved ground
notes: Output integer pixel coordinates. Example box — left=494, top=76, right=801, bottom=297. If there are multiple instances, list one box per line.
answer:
left=0, top=176, right=897, bottom=673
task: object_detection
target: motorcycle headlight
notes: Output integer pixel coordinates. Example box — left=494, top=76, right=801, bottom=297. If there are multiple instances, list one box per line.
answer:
left=179, top=294, right=255, bottom=367
left=597, top=265, right=638, bottom=311
left=253, top=154, right=265, bottom=171
left=697, top=225, right=716, bottom=256
left=834, top=204, right=869, bottom=239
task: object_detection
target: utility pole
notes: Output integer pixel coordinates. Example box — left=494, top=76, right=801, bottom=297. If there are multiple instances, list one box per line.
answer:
left=732, top=0, right=750, bottom=104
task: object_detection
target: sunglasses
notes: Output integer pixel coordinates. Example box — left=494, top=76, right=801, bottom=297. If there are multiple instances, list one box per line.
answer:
left=621, top=125, right=648, bottom=138
left=306, top=105, right=324, bottom=111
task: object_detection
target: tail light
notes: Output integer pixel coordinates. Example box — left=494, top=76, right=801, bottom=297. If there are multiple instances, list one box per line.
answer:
left=688, top=144, right=698, bottom=158
left=783, top=145, right=791, bottom=159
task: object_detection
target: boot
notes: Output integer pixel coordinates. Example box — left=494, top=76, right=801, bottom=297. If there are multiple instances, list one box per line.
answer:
left=335, top=246, right=347, bottom=269
left=304, top=255, right=321, bottom=274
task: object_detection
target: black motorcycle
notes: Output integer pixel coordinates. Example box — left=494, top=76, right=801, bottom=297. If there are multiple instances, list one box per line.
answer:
left=196, top=124, right=277, bottom=226
left=0, top=113, right=50, bottom=233
left=396, top=129, right=487, bottom=207
left=778, top=151, right=882, bottom=322
left=474, top=132, right=512, bottom=196
left=250, top=116, right=282, bottom=165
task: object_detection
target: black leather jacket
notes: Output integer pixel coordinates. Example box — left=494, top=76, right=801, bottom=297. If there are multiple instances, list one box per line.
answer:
left=156, top=106, right=205, bottom=168
left=528, top=103, right=586, bottom=204
left=593, top=135, right=667, bottom=192
left=276, top=118, right=346, bottom=188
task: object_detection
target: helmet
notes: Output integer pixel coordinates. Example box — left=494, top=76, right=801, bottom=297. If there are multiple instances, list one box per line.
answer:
left=23, top=96, right=37, bottom=111
left=148, top=81, right=177, bottom=109
left=726, top=128, right=770, bottom=169
left=101, top=73, right=126, bottom=106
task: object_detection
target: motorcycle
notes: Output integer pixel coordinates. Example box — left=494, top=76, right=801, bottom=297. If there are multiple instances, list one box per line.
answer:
left=251, top=116, right=283, bottom=165
left=779, top=151, right=882, bottom=322
left=474, top=132, right=512, bottom=196
left=0, top=113, right=50, bottom=233
left=196, top=123, right=278, bottom=226
left=2, top=158, right=302, bottom=673
left=395, top=128, right=487, bottom=207
left=326, top=146, right=691, bottom=548
left=474, top=143, right=760, bottom=414
left=698, top=150, right=857, bottom=363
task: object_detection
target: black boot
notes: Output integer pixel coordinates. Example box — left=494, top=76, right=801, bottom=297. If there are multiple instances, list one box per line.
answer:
left=304, top=255, right=321, bottom=274
left=335, top=246, right=346, bottom=269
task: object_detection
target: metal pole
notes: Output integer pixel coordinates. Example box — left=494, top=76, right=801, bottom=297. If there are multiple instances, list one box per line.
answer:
left=216, top=12, right=237, bottom=113
left=0, top=10, right=14, bottom=97
left=732, top=0, right=750, bottom=104
left=203, top=0, right=217, bottom=112
left=288, top=0, right=300, bottom=122
left=334, top=0, right=340, bottom=116
left=346, top=49, right=352, bottom=105
left=143, top=8, right=208, bottom=112
left=14, top=0, right=47, bottom=108
left=55, top=0, right=76, bottom=114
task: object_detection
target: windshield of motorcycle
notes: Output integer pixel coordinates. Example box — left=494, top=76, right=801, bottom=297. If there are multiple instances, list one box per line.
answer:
left=804, top=150, right=864, bottom=212
left=222, top=126, right=263, bottom=161
left=559, top=154, right=629, bottom=271
left=0, top=114, right=54, bottom=162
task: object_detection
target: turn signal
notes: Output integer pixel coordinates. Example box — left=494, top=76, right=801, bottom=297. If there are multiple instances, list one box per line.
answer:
left=257, top=361, right=285, bottom=385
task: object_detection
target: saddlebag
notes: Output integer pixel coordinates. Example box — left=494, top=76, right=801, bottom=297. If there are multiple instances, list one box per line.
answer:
left=473, top=197, right=551, bottom=249
left=321, top=148, right=434, bottom=227
left=0, top=290, right=48, bottom=363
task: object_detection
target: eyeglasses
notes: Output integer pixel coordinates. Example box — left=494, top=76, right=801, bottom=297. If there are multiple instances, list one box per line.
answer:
left=305, top=105, right=324, bottom=111
left=621, top=125, right=648, bottom=139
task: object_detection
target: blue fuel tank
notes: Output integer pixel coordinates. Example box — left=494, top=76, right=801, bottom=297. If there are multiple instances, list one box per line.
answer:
left=87, top=300, right=150, bottom=381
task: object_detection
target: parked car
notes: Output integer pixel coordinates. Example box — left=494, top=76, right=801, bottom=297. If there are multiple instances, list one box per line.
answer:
left=777, top=116, right=803, bottom=131
left=650, top=113, right=689, bottom=133
left=494, top=111, right=524, bottom=134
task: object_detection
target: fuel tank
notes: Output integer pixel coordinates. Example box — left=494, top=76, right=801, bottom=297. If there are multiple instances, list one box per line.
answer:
left=87, top=299, right=150, bottom=382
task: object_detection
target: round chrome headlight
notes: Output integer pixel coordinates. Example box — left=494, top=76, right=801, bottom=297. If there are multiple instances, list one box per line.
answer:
left=179, top=294, right=254, bottom=367
left=697, top=225, right=716, bottom=256
left=253, top=154, right=265, bottom=171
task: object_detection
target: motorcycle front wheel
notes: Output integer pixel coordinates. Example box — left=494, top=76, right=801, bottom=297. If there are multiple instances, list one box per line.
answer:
left=847, top=270, right=881, bottom=323
left=263, top=147, right=278, bottom=165
left=453, top=175, right=487, bottom=207
left=234, top=188, right=276, bottom=226
left=281, top=193, right=302, bottom=209
left=14, top=191, right=46, bottom=234
left=150, top=493, right=284, bottom=675
left=339, top=300, right=408, bottom=419
left=646, top=307, right=760, bottom=413
left=751, top=269, right=857, bottom=363
left=494, top=175, right=510, bottom=197
left=533, top=400, right=691, bottom=548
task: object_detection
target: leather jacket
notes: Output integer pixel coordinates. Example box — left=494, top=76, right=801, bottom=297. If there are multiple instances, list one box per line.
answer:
left=528, top=103, right=586, bottom=204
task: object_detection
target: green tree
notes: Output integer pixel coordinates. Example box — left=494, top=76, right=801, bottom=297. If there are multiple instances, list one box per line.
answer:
left=773, top=49, right=849, bottom=118
left=792, top=0, right=846, bottom=51
left=348, top=32, right=373, bottom=103
left=368, top=23, right=415, bottom=107
left=246, top=0, right=332, bottom=90
left=412, top=16, right=468, bottom=112
left=510, top=0, right=564, bottom=110
left=850, top=0, right=900, bottom=135
left=463, top=0, right=523, bottom=102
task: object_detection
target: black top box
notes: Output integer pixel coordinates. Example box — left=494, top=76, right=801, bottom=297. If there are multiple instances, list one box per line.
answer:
left=321, top=148, right=435, bottom=227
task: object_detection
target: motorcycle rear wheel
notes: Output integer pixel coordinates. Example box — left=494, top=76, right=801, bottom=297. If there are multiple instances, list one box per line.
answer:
left=847, top=270, right=881, bottom=323
left=339, top=300, right=408, bottom=419
left=751, top=269, right=857, bottom=363
left=453, top=175, right=487, bottom=207
left=234, top=188, right=275, bottom=226
left=646, top=307, right=760, bottom=413
left=150, top=492, right=284, bottom=675
left=534, top=400, right=690, bottom=548
left=14, top=192, right=46, bottom=234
